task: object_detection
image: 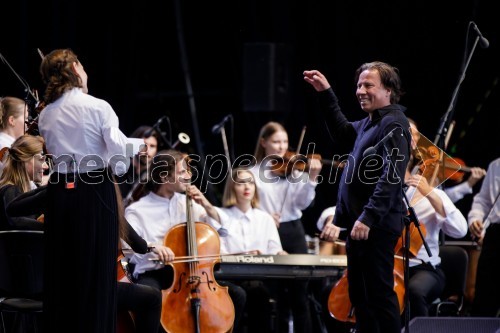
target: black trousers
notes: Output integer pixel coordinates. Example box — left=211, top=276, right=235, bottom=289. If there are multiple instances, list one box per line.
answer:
left=472, top=223, right=500, bottom=317
left=408, top=263, right=445, bottom=318
left=347, top=227, right=401, bottom=333
left=117, top=282, right=162, bottom=333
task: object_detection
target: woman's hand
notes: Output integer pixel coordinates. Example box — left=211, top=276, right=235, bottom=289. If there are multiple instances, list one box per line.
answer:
left=406, top=174, right=433, bottom=197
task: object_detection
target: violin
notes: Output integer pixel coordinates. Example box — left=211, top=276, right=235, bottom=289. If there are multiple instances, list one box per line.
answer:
left=413, top=146, right=473, bottom=185
left=327, top=220, right=427, bottom=323
left=269, top=151, right=343, bottom=177
left=160, top=183, right=235, bottom=333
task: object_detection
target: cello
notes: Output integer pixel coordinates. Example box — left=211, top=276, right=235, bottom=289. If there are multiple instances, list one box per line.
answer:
left=328, top=220, right=427, bottom=323
left=160, top=183, right=235, bottom=333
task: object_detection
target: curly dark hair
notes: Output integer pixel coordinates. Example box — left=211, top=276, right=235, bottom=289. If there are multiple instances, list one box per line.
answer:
left=40, top=49, right=83, bottom=104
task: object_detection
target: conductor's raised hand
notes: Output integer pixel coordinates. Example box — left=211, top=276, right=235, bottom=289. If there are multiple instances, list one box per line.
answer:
left=303, top=70, right=331, bottom=92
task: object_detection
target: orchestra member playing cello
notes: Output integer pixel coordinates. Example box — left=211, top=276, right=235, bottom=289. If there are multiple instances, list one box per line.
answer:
left=124, top=149, right=246, bottom=333
left=304, top=62, right=411, bottom=333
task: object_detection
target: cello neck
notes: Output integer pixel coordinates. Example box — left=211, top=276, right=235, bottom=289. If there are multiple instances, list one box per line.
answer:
left=185, top=185, right=198, bottom=258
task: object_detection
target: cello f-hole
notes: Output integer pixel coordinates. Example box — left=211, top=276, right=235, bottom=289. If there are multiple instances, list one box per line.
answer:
left=173, top=272, right=186, bottom=293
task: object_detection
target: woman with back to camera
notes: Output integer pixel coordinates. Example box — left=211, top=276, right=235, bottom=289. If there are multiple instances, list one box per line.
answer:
left=38, top=48, right=144, bottom=332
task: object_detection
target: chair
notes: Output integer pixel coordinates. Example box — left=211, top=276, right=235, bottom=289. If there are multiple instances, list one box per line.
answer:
left=0, top=230, right=44, bottom=333
left=432, top=245, right=468, bottom=316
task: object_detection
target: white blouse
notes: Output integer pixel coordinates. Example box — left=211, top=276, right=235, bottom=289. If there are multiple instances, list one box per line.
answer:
left=39, top=88, right=143, bottom=175
left=250, top=163, right=317, bottom=223
left=406, top=186, right=467, bottom=267
left=207, top=206, right=283, bottom=255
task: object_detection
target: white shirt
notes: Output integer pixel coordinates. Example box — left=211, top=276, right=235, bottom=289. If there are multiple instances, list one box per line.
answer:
left=250, top=163, right=317, bottom=223
left=468, top=157, right=500, bottom=228
left=0, top=132, right=15, bottom=173
left=444, top=181, right=473, bottom=203
left=207, top=206, right=283, bottom=255
left=407, top=186, right=467, bottom=267
left=39, top=88, right=143, bottom=175
left=0, top=132, right=15, bottom=150
left=124, top=191, right=208, bottom=277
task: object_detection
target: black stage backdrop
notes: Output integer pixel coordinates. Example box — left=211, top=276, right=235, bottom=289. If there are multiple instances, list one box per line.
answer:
left=1, top=0, right=498, bottom=235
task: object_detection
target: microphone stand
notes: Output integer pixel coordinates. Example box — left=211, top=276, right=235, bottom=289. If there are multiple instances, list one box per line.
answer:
left=218, top=126, right=232, bottom=172
left=153, top=124, right=173, bottom=149
left=0, top=52, right=38, bottom=104
left=0, top=52, right=40, bottom=130
left=433, top=34, right=482, bottom=149
left=381, top=143, right=431, bottom=333
left=401, top=185, right=431, bottom=333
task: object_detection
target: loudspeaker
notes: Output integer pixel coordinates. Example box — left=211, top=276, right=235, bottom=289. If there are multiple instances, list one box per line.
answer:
left=242, top=43, right=289, bottom=112
left=403, top=317, right=500, bottom=333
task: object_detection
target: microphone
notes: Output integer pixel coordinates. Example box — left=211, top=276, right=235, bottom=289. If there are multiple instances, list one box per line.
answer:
left=472, top=22, right=489, bottom=49
left=363, top=129, right=397, bottom=157
left=144, top=116, right=168, bottom=137
left=211, top=115, right=231, bottom=134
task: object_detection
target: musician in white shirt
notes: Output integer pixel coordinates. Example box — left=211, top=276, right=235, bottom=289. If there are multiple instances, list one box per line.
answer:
left=196, top=167, right=285, bottom=333
left=202, top=167, right=286, bottom=256
left=124, top=150, right=246, bottom=333
left=468, top=157, right=500, bottom=317
left=38, top=49, right=144, bottom=332
left=249, top=121, right=321, bottom=333
left=404, top=156, right=467, bottom=318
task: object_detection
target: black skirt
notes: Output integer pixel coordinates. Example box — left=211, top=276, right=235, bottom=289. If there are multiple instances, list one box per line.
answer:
left=44, top=169, right=118, bottom=333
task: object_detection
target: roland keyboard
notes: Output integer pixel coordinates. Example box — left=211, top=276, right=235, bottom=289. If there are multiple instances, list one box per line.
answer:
left=214, top=254, right=347, bottom=280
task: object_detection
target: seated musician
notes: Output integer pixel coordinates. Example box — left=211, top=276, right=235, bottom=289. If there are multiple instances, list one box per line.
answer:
left=0, top=135, right=46, bottom=231
left=404, top=153, right=468, bottom=319
left=316, top=206, right=345, bottom=255
left=194, top=167, right=285, bottom=333
left=407, top=118, right=486, bottom=203
left=199, top=167, right=286, bottom=256
left=117, top=124, right=161, bottom=206
left=6, top=167, right=166, bottom=333
left=124, top=149, right=246, bottom=333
